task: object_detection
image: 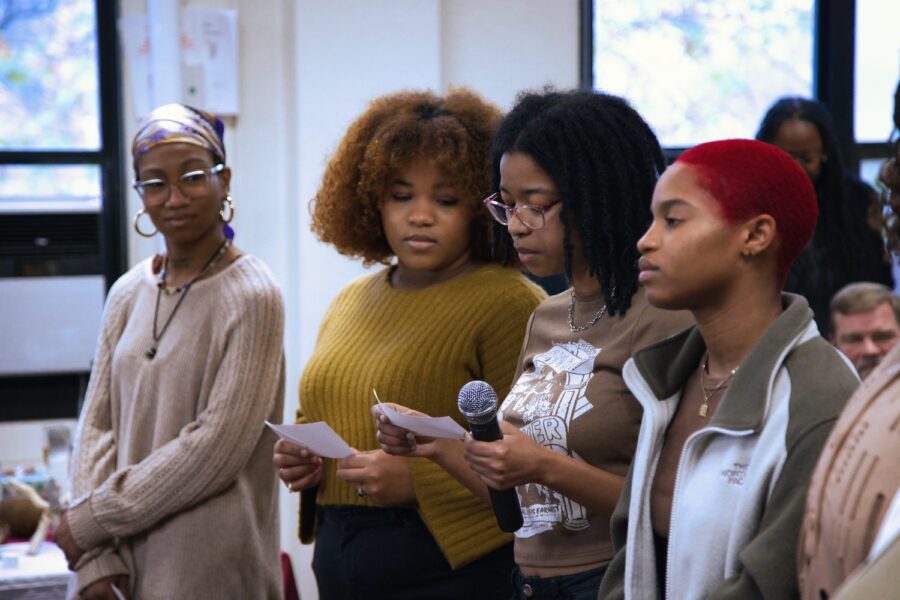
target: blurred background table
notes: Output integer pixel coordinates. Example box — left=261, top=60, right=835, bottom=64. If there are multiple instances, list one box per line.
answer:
left=0, top=542, right=68, bottom=599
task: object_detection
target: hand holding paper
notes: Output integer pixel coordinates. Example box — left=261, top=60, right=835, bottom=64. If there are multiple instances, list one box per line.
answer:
left=272, top=437, right=323, bottom=492
left=372, top=389, right=468, bottom=461
left=266, top=421, right=353, bottom=459
left=373, top=402, right=431, bottom=458
left=371, top=390, right=467, bottom=440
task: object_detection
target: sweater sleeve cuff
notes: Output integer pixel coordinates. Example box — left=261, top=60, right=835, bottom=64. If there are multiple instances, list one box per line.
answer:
left=67, top=495, right=112, bottom=551
left=74, top=550, right=128, bottom=593
left=411, top=458, right=512, bottom=569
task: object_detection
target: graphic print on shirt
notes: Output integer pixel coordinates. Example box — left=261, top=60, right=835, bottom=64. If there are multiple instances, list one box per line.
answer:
left=499, top=339, right=600, bottom=538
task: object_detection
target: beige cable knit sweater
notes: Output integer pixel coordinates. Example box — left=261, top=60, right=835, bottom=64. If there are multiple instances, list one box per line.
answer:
left=66, top=255, right=285, bottom=599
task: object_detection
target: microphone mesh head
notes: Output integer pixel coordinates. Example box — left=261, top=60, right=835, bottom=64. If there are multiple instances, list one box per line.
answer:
left=457, top=380, right=498, bottom=423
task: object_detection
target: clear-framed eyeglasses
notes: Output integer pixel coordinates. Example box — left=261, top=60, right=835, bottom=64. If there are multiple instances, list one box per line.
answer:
left=483, top=192, right=562, bottom=230
left=133, top=164, right=225, bottom=206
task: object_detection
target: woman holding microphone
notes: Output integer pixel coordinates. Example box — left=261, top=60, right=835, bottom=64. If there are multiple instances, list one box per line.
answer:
left=375, top=89, right=692, bottom=599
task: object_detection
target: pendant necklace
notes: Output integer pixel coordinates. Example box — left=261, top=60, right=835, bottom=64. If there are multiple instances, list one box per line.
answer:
left=146, top=239, right=231, bottom=359
left=698, top=353, right=739, bottom=417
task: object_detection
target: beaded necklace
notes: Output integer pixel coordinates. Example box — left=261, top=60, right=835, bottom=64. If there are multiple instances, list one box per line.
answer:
left=146, top=239, right=231, bottom=359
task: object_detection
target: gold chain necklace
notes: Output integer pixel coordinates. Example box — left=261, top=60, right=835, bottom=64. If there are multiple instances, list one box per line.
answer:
left=698, top=353, right=739, bottom=417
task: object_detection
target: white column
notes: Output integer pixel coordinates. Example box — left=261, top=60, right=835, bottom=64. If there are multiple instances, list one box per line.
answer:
left=147, top=0, right=182, bottom=108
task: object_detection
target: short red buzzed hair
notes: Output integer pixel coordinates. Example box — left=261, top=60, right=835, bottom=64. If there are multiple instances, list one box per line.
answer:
left=676, top=139, right=818, bottom=287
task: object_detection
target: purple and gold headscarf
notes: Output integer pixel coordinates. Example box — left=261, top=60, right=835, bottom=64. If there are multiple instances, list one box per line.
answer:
left=131, top=103, right=226, bottom=174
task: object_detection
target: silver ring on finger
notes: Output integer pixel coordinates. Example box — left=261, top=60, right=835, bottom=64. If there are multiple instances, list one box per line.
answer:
left=356, top=486, right=367, bottom=498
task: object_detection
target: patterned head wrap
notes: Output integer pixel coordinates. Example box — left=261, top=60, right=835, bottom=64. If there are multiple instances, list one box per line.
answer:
left=131, top=103, right=226, bottom=174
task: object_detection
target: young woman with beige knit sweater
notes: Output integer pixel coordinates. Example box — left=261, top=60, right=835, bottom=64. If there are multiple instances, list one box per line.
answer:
left=55, top=104, right=285, bottom=599
left=375, top=89, right=693, bottom=599
left=272, top=89, right=545, bottom=599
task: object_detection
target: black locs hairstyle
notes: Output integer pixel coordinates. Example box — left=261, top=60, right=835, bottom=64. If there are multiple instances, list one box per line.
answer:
left=755, top=97, right=865, bottom=279
left=491, top=88, right=665, bottom=315
left=894, top=80, right=900, bottom=134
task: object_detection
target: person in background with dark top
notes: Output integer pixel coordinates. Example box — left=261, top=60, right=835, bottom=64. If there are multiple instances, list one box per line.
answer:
left=272, top=89, right=545, bottom=599
left=54, top=104, right=285, bottom=599
left=375, top=89, right=692, bottom=600
left=798, top=80, right=900, bottom=600
left=879, top=81, right=900, bottom=259
left=599, top=139, right=858, bottom=599
left=756, top=96, right=893, bottom=336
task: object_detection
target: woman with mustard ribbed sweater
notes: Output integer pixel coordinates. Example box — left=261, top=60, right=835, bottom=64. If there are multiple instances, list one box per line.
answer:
left=272, top=89, right=545, bottom=599
left=376, top=89, right=694, bottom=599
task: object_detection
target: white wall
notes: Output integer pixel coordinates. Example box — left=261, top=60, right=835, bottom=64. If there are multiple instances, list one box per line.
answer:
left=291, top=3, right=577, bottom=597
left=113, top=2, right=578, bottom=598
left=440, top=0, right=580, bottom=104
left=0, top=0, right=577, bottom=597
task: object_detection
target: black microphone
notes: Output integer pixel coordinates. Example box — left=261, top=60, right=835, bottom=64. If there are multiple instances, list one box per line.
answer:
left=458, top=380, right=524, bottom=533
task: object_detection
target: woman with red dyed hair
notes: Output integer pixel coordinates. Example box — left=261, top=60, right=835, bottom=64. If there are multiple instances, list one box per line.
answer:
left=599, top=139, right=860, bottom=599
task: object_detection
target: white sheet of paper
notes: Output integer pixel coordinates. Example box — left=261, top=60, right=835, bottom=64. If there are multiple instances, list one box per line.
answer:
left=869, top=487, right=900, bottom=560
left=265, top=421, right=353, bottom=458
left=373, top=394, right=467, bottom=440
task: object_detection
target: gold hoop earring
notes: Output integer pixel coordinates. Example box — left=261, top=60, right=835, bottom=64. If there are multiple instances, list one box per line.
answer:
left=133, top=209, right=158, bottom=238
left=220, top=195, right=235, bottom=223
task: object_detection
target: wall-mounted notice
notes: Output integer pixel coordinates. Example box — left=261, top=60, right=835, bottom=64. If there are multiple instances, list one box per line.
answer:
left=118, top=8, right=239, bottom=119
left=181, top=7, right=239, bottom=116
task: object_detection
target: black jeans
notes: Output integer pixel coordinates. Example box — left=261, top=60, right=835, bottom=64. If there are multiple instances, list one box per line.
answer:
left=312, top=505, right=514, bottom=600
left=510, top=565, right=607, bottom=600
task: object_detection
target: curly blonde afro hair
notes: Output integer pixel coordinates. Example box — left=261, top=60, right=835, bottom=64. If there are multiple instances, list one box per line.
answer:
left=310, top=88, right=502, bottom=265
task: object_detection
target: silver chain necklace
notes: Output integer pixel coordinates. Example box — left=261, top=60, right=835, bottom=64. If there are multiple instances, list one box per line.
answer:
left=567, top=290, right=608, bottom=332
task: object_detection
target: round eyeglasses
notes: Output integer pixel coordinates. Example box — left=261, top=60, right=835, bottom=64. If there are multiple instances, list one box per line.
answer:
left=133, top=164, right=225, bottom=206
left=483, top=193, right=561, bottom=230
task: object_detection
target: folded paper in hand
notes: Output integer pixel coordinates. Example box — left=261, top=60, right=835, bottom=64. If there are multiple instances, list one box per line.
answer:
left=265, top=421, right=353, bottom=458
left=375, top=396, right=467, bottom=440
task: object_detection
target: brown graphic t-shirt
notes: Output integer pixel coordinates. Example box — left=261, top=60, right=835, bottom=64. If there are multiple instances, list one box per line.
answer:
left=499, top=286, right=693, bottom=568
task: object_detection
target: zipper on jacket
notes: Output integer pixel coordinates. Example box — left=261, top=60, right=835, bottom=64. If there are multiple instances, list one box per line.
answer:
left=623, top=359, right=675, bottom=600
left=665, top=425, right=754, bottom=599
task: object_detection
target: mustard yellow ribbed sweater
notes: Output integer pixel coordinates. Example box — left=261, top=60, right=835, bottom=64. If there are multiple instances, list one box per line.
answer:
left=297, top=264, right=545, bottom=568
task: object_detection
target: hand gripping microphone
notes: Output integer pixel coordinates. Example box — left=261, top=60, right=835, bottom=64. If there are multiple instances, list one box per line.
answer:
left=457, top=380, right=524, bottom=533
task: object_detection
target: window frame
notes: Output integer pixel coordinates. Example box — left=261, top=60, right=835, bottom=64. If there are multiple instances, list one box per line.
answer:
left=0, top=0, right=126, bottom=288
left=581, top=0, right=886, bottom=170
left=0, top=0, right=124, bottom=422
